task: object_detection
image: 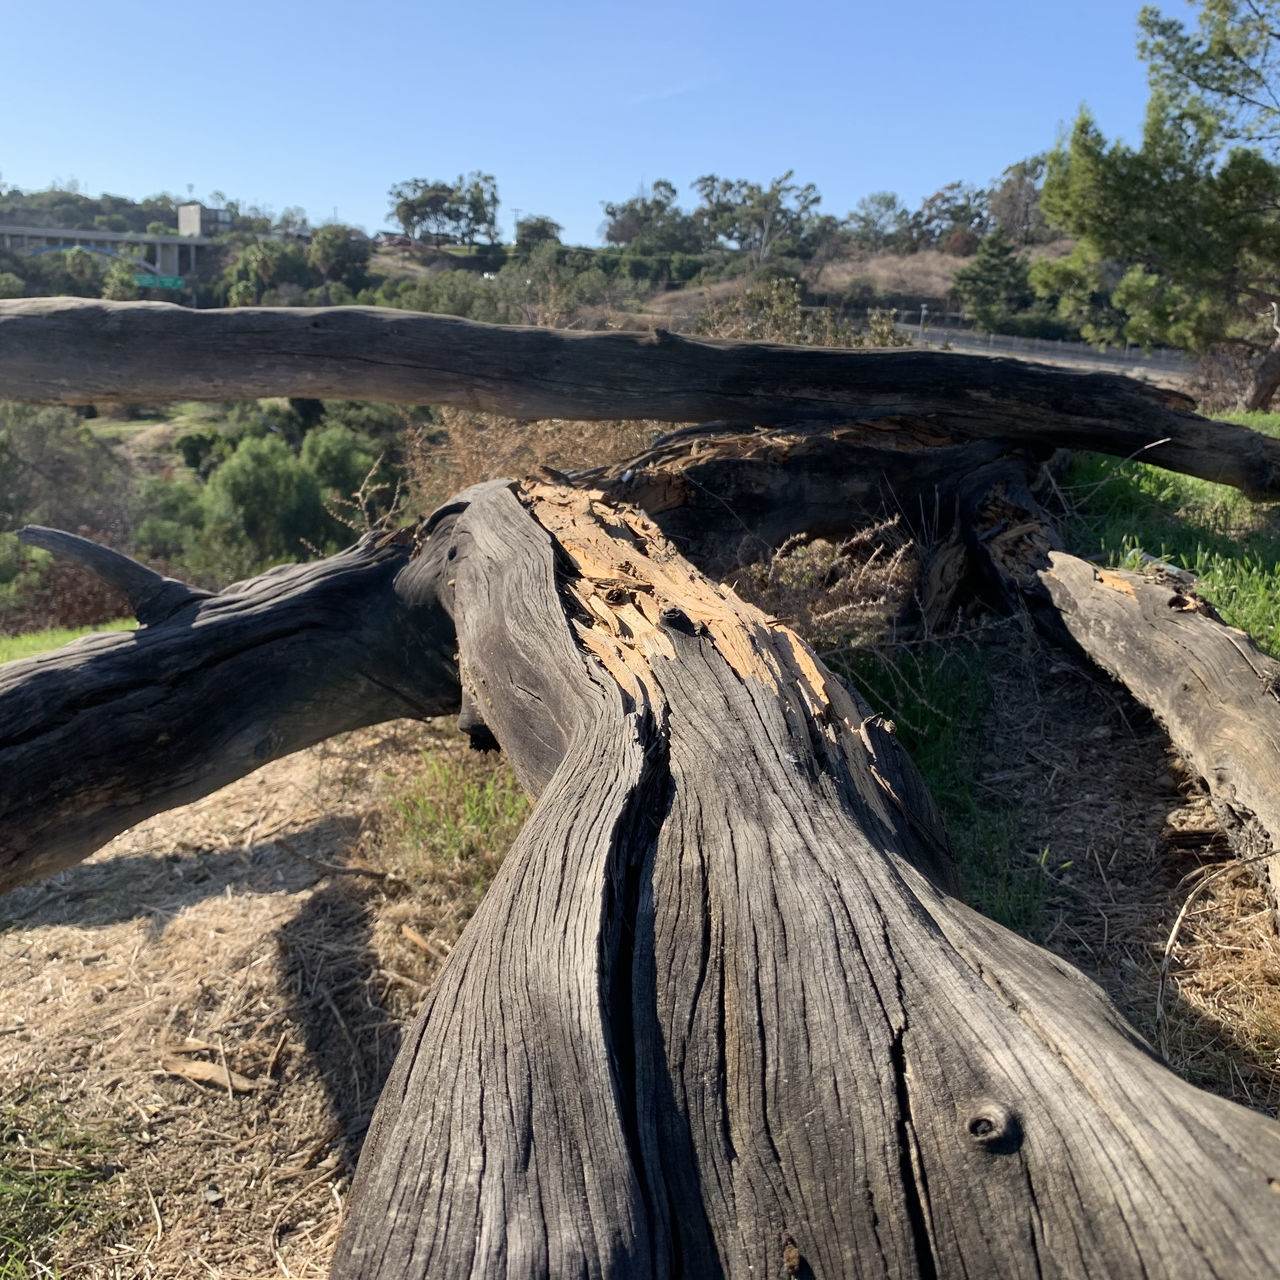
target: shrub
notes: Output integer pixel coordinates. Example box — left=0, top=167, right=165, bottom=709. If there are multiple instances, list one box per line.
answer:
left=300, top=424, right=379, bottom=499
left=695, top=278, right=910, bottom=348
left=197, top=435, right=334, bottom=577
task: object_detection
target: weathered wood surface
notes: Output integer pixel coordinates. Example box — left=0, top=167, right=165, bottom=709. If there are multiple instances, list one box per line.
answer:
left=7, top=305, right=1280, bottom=1276
left=1039, top=551, right=1280, bottom=906
left=335, top=481, right=1280, bottom=1278
left=581, top=420, right=1043, bottom=579
left=7, top=486, right=1280, bottom=1277
left=4, top=297, right=1280, bottom=497
left=0, top=525, right=460, bottom=893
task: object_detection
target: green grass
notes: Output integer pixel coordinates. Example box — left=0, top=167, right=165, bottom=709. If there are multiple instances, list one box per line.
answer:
left=83, top=419, right=152, bottom=443
left=1223, top=409, right=1280, bottom=436
left=1064, top=420, right=1280, bottom=654
left=839, top=643, right=1048, bottom=937
left=0, top=620, right=134, bottom=666
left=0, top=1098, right=116, bottom=1277
left=387, top=754, right=529, bottom=898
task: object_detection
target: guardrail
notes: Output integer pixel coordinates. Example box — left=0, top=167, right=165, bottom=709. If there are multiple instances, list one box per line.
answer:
left=881, top=316, right=1195, bottom=374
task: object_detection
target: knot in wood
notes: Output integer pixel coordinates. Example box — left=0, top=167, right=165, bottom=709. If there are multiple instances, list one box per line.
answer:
left=964, top=1099, right=1022, bottom=1154
left=658, top=605, right=698, bottom=636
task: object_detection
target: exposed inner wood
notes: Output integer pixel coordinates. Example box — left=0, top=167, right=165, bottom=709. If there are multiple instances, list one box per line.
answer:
left=333, top=480, right=1280, bottom=1279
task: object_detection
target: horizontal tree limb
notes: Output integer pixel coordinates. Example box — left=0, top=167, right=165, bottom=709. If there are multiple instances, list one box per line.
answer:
left=3, top=297, right=1278, bottom=498
left=0, top=525, right=461, bottom=893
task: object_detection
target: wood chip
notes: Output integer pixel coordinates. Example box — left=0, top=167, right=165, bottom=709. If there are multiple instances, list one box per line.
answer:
left=161, top=1054, right=263, bottom=1093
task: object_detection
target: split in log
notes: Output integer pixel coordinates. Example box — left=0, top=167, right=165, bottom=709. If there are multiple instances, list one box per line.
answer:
left=9, top=301, right=1280, bottom=1275
left=6, top=483, right=1280, bottom=1278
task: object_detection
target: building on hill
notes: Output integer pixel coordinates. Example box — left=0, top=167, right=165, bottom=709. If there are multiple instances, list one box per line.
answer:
left=177, top=203, right=232, bottom=238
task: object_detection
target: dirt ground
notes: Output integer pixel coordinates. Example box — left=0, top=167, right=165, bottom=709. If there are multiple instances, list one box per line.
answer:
left=3, top=632, right=1278, bottom=1276
left=0, top=720, right=461, bottom=1278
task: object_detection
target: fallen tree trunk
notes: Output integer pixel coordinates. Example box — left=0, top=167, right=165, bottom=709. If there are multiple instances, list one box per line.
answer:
left=335, top=483, right=1280, bottom=1278
left=1037, top=551, right=1280, bottom=906
left=6, top=486, right=1280, bottom=1278
left=4, top=297, right=1280, bottom=497
left=7, top=303, right=1280, bottom=1275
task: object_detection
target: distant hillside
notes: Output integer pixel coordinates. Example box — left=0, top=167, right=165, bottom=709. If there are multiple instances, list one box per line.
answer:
left=0, top=187, right=179, bottom=233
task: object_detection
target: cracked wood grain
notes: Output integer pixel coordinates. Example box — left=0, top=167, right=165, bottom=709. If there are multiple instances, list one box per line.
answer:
left=7, top=478, right=1280, bottom=1277
left=334, top=482, right=1280, bottom=1279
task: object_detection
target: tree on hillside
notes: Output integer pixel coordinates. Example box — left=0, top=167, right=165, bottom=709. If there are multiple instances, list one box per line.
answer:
left=902, top=181, right=990, bottom=254
left=387, top=174, right=499, bottom=247
left=601, top=179, right=710, bottom=254
left=798, top=213, right=853, bottom=286
left=455, top=172, right=500, bottom=245
left=952, top=230, right=1034, bottom=330
left=988, top=156, right=1051, bottom=246
left=63, top=247, right=95, bottom=287
left=389, top=179, right=457, bottom=244
left=0, top=186, right=179, bottom=234
left=1035, top=92, right=1280, bottom=405
left=846, top=190, right=910, bottom=253
left=514, top=215, right=562, bottom=253
left=308, top=224, right=371, bottom=290
left=692, top=171, right=820, bottom=266
left=242, top=241, right=282, bottom=304
left=1139, top=0, right=1280, bottom=153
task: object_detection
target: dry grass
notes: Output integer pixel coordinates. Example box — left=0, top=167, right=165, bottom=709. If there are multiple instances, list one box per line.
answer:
left=741, top=524, right=1280, bottom=1116
left=954, top=626, right=1280, bottom=1114
left=820, top=249, right=966, bottom=301
left=406, top=408, right=664, bottom=513
left=0, top=720, right=525, bottom=1278
left=732, top=518, right=920, bottom=651
left=360, top=753, right=529, bottom=973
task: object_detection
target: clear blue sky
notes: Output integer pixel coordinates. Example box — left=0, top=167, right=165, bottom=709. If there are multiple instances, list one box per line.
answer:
left=2, top=0, right=1154, bottom=244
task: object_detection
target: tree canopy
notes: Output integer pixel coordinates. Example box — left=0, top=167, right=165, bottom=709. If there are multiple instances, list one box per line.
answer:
left=601, top=179, right=710, bottom=254
left=690, top=170, right=820, bottom=266
left=1139, top=0, right=1280, bottom=153
left=1032, top=1, right=1280, bottom=404
left=1034, top=96, right=1280, bottom=347
left=387, top=172, right=499, bottom=246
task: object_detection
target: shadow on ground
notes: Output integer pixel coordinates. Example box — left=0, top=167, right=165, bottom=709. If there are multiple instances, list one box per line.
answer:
left=276, top=881, right=404, bottom=1164
left=0, top=814, right=360, bottom=933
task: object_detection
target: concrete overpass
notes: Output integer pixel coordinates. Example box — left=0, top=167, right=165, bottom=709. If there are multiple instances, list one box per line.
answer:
left=0, top=222, right=212, bottom=278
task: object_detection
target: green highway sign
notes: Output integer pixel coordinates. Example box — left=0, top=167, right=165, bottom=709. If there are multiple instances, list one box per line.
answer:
left=135, top=273, right=185, bottom=290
